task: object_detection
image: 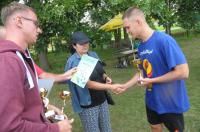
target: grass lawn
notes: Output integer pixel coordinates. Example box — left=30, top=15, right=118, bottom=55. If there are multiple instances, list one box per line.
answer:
left=45, top=34, right=200, bottom=132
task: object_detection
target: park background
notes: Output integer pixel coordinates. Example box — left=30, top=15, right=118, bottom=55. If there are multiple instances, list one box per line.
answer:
left=1, top=0, right=200, bottom=131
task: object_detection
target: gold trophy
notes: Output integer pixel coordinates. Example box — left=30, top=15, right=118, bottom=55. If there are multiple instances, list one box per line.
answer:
left=54, top=90, right=71, bottom=121
left=40, top=87, right=48, bottom=98
left=131, top=38, right=152, bottom=91
left=131, top=39, right=143, bottom=81
left=132, top=59, right=152, bottom=91
left=39, top=88, right=56, bottom=118
left=40, top=87, right=49, bottom=110
left=132, top=58, right=143, bottom=82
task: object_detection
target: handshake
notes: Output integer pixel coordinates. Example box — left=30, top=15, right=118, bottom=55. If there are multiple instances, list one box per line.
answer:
left=108, top=83, right=127, bottom=94
left=105, top=73, right=152, bottom=94
left=103, top=75, right=129, bottom=94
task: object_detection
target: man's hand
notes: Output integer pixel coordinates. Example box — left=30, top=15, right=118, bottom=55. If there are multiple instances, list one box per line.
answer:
left=57, top=119, right=73, bottom=132
left=105, top=76, right=112, bottom=84
left=110, top=84, right=126, bottom=94
left=48, top=104, right=63, bottom=115
left=64, top=67, right=77, bottom=80
left=138, top=77, right=153, bottom=86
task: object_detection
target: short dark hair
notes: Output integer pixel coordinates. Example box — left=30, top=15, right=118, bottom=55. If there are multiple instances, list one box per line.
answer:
left=122, top=6, right=144, bottom=20
left=1, top=1, right=34, bottom=25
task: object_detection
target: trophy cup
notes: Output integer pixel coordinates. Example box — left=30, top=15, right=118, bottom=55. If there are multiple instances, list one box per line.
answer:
left=54, top=90, right=71, bottom=121
left=40, top=87, right=49, bottom=110
left=132, top=58, right=143, bottom=82
left=39, top=88, right=56, bottom=118
left=132, top=59, right=152, bottom=91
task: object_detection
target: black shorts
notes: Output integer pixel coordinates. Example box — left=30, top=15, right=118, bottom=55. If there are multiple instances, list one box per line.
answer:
left=146, top=106, right=184, bottom=132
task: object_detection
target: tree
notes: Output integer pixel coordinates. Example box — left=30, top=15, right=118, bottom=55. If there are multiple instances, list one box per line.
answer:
left=28, top=0, right=67, bottom=70
left=88, top=0, right=140, bottom=48
left=149, top=0, right=179, bottom=35
left=177, top=0, right=200, bottom=37
left=27, top=0, right=87, bottom=70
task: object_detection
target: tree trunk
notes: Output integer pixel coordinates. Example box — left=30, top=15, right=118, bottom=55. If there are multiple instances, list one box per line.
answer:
left=38, top=51, right=50, bottom=70
left=114, top=28, right=121, bottom=48
left=165, top=23, right=171, bottom=35
left=123, top=28, right=129, bottom=42
left=165, top=0, right=172, bottom=35
left=186, top=29, right=189, bottom=37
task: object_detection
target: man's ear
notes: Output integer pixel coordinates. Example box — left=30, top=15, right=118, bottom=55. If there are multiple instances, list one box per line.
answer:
left=15, top=16, right=23, bottom=28
left=136, top=19, right=141, bottom=25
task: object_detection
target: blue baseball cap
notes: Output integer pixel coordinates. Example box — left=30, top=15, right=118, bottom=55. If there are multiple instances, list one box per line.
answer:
left=71, top=31, right=90, bottom=45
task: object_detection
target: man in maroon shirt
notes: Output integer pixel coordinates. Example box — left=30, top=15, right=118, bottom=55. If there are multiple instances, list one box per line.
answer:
left=0, top=2, right=72, bottom=132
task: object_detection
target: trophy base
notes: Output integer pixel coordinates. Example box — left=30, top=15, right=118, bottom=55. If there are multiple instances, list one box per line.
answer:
left=147, top=88, right=152, bottom=91
left=54, top=114, right=65, bottom=121
left=45, top=110, right=55, bottom=118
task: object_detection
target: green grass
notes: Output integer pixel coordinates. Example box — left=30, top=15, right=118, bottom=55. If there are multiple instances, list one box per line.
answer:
left=44, top=34, right=200, bottom=132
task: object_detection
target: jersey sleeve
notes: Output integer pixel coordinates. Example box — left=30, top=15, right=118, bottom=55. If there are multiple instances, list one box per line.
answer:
left=34, top=63, right=44, bottom=76
left=162, top=35, right=187, bottom=70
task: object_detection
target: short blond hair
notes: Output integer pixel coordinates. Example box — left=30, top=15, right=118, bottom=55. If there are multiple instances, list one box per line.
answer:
left=122, top=6, right=145, bottom=21
left=1, top=1, right=34, bottom=25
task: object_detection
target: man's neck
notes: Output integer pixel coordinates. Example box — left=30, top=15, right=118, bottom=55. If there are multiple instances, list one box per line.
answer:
left=6, top=33, right=27, bottom=51
left=141, top=25, right=154, bottom=43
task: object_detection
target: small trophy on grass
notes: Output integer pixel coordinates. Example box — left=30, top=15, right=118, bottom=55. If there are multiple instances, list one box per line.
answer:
left=54, top=90, right=71, bottom=121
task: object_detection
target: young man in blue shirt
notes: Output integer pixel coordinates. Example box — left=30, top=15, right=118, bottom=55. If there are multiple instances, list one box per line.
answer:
left=121, top=6, right=190, bottom=132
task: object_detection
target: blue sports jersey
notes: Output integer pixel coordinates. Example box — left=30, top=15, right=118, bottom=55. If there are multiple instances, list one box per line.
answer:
left=138, top=31, right=190, bottom=114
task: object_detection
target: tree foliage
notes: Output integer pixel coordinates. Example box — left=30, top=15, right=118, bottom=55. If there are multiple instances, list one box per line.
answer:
left=1, top=0, right=199, bottom=69
left=177, top=0, right=200, bottom=36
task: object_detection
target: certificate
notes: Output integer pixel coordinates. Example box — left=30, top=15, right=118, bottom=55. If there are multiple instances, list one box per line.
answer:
left=71, top=54, right=98, bottom=88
